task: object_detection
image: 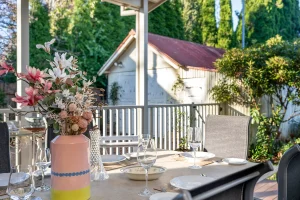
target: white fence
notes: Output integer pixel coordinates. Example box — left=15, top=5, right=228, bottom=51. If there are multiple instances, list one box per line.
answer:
left=1, top=103, right=243, bottom=155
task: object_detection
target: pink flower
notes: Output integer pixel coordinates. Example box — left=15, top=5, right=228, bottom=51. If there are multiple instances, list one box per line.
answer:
left=78, top=118, right=88, bottom=129
left=68, top=103, right=77, bottom=112
left=0, top=62, right=14, bottom=76
left=19, top=66, right=47, bottom=84
left=12, top=87, right=43, bottom=107
left=59, top=111, right=68, bottom=119
left=42, top=80, right=60, bottom=94
left=82, top=111, right=93, bottom=120
left=11, top=93, right=29, bottom=107
left=80, top=127, right=87, bottom=134
left=25, top=87, right=43, bottom=106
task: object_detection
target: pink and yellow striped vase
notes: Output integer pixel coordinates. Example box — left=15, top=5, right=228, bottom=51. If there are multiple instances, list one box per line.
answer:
left=51, top=134, right=91, bottom=200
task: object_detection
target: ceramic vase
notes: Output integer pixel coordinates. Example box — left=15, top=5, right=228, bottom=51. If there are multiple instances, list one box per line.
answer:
left=51, top=134, right=91, bottom=200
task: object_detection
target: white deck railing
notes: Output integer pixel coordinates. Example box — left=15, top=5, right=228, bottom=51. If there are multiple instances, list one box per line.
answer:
left=0, top=103, right=228, bottom=154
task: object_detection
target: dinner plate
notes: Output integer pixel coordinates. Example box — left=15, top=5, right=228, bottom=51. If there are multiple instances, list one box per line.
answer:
left=170, top=175, right=215, bottom=190
left=0, top=172, right=29, bottom=187
left=102, top=155, right=127, bottom=164
left=33, top=168, right=51, bottom=177
left=129, top=152, right=138, bottom=158
left=120, top=166, right=166, bottom=181
left=180, top=152, right=215, bottom=162
left=149, top=192, right=179, bottom=200
left=222, top=158, right=248, bottom=165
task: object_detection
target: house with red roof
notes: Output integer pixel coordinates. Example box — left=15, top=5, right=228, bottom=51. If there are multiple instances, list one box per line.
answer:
left=98, top=30, right=225, bottom=105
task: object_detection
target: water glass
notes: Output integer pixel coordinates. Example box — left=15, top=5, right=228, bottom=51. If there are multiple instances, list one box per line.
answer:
left=137, top=138, right=157, bottom=197
left=7, top=165, right=41, bottom=200
left=187, top=127, right=203, bottom=169
left=34, top=148, right=51, bottom=191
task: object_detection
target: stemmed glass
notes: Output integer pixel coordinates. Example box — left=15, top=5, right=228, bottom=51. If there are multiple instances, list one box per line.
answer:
left=187, top=127, right=203, bottom=169
left=7, top=165, right=41, bottom=200
left=137, top=138, right=157, bottom=197
left=34, top=148, right=51, bottom=191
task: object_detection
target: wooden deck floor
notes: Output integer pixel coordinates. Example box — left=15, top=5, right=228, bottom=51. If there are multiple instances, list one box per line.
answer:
left=254, top=180, right=278, bottom=200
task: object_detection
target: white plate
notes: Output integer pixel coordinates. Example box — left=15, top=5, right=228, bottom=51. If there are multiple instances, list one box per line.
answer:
left=102, top=155, right=127, bottom=165
left=222, top=158, right=248, bottom=165
left=149, top=192, right=179, bottom=200
left=120, top=166, right=166, bottom=181
left=0, top=173, right=29, bottom=187
left=170, top=175, right=215, bottom=190
left=181, top=152, right=215, bottom=163
left=129, top=152, right=138, bottom=158
left=33, top=168, right=51, bottom=177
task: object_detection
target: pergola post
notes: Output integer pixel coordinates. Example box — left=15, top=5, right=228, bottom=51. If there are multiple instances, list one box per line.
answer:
left=136, top=0, right=149, bottom=137
left=17, top=0, right=30, bottom=167
left=17, top=0, right=29, bottom=100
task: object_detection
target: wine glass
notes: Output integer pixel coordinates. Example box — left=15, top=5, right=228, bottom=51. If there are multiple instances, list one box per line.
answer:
left=34, top=148, right=51, bottom=191
left=137, top=138, right=157, bottom=197
left=187, top=127, right=203, bottom=169
left=7, top=165, right=41, bottom=200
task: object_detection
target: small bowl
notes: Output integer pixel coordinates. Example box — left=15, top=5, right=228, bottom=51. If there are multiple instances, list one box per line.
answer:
left=120, top=166, right=166, bottom=181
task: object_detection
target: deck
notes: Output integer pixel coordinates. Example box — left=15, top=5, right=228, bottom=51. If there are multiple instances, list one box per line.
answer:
left=254, top=180, right=278, bottom=200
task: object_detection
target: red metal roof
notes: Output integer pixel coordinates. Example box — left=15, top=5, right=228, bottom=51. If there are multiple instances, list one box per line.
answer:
left=148, top=32, right=225, bottom=71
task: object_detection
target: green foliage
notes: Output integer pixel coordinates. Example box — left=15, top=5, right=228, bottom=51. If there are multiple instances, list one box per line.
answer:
left=171, top=75, right=184, bottom=95
left=211, top=36, right=300, bottom=161
left=182, top=0, right=202, bottom=43
left=201, top=0, right=218, bottom=47
left=178, top=135, right=188, bottom=151
left=217, top=0, right=234, bottom=49
left=29, top=0, right=52, bottom=70
left=149, top=0, right=185, bottom=40
left=109, top=82, right=121, bottom=105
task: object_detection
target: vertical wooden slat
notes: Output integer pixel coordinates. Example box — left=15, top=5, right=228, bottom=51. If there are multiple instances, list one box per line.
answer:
left=122, top=109, right=126, bottom=154
left=168, top=107, right=171, bottom=150
left=163, top=107, right=167, bottom=149
left=116, top=109, right=119, bottom=155
left=109, top=109, right=113, bottom=154
left=154, top=107, right=158, bottom=147
left=159, top=107, right=162, bottom=149
left=102, top=109, right=107, bottom=155
left=128, top=108, right=131, bottom=153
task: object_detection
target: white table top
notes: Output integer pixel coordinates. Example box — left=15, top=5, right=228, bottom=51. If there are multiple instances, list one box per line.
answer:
left=34, top=151, right=258, bottom=200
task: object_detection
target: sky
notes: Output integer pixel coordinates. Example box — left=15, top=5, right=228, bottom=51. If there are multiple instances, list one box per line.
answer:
left=216, top=0, right=243, bottom=30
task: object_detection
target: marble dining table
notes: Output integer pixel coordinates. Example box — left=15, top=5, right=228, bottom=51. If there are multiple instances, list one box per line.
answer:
left=33, top=151, right=258, bottom=200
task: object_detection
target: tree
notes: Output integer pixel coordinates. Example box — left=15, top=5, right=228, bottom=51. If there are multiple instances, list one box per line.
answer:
left=201, top=0, right=218, bottom=47
left=149, top=0, right=184, bottom=40
left=210, top=35, right=300, bottom=161
left=182, top=0, right=202, bottom=43
left=29, top=0, right=52, bottom=70
left=217, top=0, right=234, bottom=49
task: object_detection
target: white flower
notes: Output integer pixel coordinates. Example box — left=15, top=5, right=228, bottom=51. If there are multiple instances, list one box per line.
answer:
left=36, top=39, right=55, bottom=53
left=48, top=68, right=67, bottom=81
left=62, top=89, right=70, bottom=98
left=55, top=98, right=65, bottom=109
left=51, top=52, right=74, bottom=70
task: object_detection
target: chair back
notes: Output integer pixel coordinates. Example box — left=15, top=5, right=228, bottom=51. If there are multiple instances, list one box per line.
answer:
left=174, top=161, right=274, bottom=200
left=277, top=144, right=300, bottom=200
left=204, top=115, right=251, bottom=159
left=0, top=122, right=11, bottom=173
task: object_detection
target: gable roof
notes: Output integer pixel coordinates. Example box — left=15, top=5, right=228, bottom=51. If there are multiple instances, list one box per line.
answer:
left=98, top=30, right=225, bottom=76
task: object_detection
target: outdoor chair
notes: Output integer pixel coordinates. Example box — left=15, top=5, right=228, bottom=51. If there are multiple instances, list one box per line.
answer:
left=277, top=144, right=300, bottom=200
left=0, top=122, right=11, bottom=173
left=204, top=115, right=251, bottom=159
left=173, top=161, right=274, bottom=200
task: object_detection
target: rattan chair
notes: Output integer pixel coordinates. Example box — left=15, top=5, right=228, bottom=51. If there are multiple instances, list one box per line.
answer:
left=204, top=115, right=251, bottom=159
left=0, top=122, right=11, bottom=173
left=174, top=161, right=274, bottom=200
left=277, top=144, right=300, bottom=200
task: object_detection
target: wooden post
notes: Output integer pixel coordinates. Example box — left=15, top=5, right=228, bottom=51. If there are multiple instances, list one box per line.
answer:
left=136, top=0, right=149, bottom=138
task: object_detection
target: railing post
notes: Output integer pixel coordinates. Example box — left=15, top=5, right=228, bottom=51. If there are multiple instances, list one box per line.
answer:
left=190, top=102, right=196, bottom=127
